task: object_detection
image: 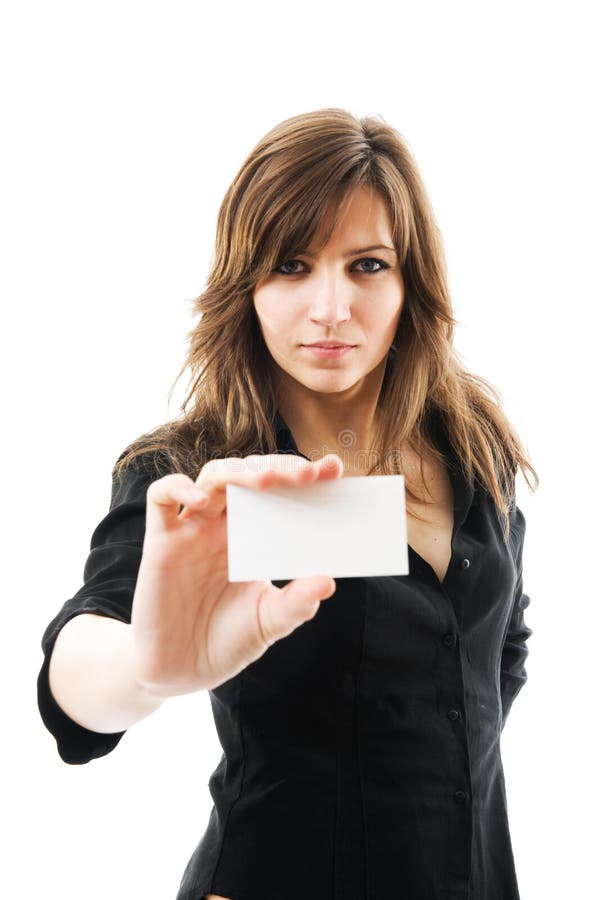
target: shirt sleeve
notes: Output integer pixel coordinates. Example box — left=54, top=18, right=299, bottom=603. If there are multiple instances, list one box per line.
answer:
left=500, top=502, right=533, bottom=731
left=36, top=452, right=161, bottom=765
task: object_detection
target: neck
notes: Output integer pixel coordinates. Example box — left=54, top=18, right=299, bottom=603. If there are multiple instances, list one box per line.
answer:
left=274, top=361, right=387, bottom=464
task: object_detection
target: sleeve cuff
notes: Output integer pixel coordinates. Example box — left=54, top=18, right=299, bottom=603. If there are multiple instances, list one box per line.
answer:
left=37, top=630, right=126, bottom=766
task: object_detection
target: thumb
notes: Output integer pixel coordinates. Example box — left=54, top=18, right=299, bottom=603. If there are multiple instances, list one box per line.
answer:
left=258, top=575, right=337, bottom=646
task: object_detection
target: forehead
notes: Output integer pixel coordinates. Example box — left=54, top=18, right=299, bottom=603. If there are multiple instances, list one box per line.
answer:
left=310, top=185, right=392, bottom=248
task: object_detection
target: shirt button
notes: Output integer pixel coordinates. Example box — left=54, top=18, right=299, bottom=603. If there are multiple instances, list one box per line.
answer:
left=454, top=790, right=467, bottom=804
left=442, top=633, right=456, bottom=647
left=461, top=558, right=470, bottom=570
left=447, top=709, right=460, bottom=721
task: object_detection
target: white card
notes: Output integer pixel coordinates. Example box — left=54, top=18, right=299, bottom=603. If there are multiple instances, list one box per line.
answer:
left=226, top=475, right=409, bottom=581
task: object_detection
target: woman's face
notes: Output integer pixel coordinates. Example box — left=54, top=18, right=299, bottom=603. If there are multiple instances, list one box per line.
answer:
left=252, top=185, right=405, bottom=398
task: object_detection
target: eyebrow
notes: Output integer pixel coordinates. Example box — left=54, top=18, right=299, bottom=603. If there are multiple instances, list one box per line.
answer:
left=299, top=244, right=397, bottom=259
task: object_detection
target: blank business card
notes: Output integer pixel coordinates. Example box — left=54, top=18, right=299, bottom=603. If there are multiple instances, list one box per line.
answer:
left=226, top=475, right=409, bottom=581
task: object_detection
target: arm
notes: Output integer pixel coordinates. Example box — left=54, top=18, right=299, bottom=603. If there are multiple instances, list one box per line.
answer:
left=37, top=452, right=162, bottom=764
left=500, top=503, right=533, bottom=730
left=48, top=613, right=164, bottom=733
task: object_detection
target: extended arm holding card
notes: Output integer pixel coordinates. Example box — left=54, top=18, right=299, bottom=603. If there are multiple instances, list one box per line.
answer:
left=48, top=454, right=342, bottom=734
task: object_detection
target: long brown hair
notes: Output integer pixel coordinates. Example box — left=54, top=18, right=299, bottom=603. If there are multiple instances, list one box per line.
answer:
left=113, top=107, right=538, bottom=543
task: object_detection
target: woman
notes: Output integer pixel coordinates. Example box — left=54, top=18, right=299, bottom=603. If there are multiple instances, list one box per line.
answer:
left=37, top=107, right=537, bottom=900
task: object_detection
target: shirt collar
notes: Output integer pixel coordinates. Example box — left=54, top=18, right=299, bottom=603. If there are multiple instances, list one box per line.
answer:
left=273, top=411, right=303, bottom=456
left=429, top=406, right=476, bottom=531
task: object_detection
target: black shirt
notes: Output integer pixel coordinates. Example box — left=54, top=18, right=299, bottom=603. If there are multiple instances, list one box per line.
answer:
left=37, top=409, right=532, bottom=900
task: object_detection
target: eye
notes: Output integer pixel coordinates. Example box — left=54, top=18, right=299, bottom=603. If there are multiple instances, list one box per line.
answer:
left=276, top=259, right=307, bottom=275
left=274, top=257, right=391, bottom=276
left=354, top=257, right=390, bottom=274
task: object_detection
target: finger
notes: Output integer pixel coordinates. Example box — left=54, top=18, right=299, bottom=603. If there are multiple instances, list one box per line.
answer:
left=198, top=454, right=314, bottom=484
left=146, top=474, right=209, bottom=531
left=149, top=455, right=344, bottom=529
left=313, top=453, right=344, bottom=479
left=258, top=575, right=337, bottom=647
left=193, top=455, right=322, bottom=517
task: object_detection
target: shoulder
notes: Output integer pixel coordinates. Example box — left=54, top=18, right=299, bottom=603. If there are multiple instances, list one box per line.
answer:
left=109, top=446, right=176, bottom=509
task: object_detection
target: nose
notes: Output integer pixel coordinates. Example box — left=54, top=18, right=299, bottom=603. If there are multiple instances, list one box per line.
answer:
left=308, top=271, right=352, bottom=328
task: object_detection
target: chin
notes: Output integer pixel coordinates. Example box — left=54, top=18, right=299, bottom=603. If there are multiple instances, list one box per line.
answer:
left=275, top=360, right=360, bottom=393
left=304, top=376, right=360, bottom=395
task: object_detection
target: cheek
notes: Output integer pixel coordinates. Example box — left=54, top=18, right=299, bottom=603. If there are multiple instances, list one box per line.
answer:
left=254, top=297, right=278, bottom=337
left=259, top=312, right=291, bottom=343
left=365, top=304, right=402, bottom=340
left=383, top=296, right=404, bottom=333
left=255, top=298, right=297, bottom=342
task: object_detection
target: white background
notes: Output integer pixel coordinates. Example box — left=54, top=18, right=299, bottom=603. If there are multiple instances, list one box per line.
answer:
left=2, top=1, right=597, bottom=897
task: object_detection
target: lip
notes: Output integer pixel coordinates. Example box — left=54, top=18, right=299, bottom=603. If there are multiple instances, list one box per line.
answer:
left=301, top=343, right=356, bottom=359
left=302, top=341, right=356, bottom=348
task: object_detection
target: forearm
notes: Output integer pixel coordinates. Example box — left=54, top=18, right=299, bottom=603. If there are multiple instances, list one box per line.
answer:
left=48, top=613, right=165, bottom=734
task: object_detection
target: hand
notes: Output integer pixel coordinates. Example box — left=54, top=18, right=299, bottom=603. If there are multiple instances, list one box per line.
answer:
left=129, top=452, right=343, bottom=697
